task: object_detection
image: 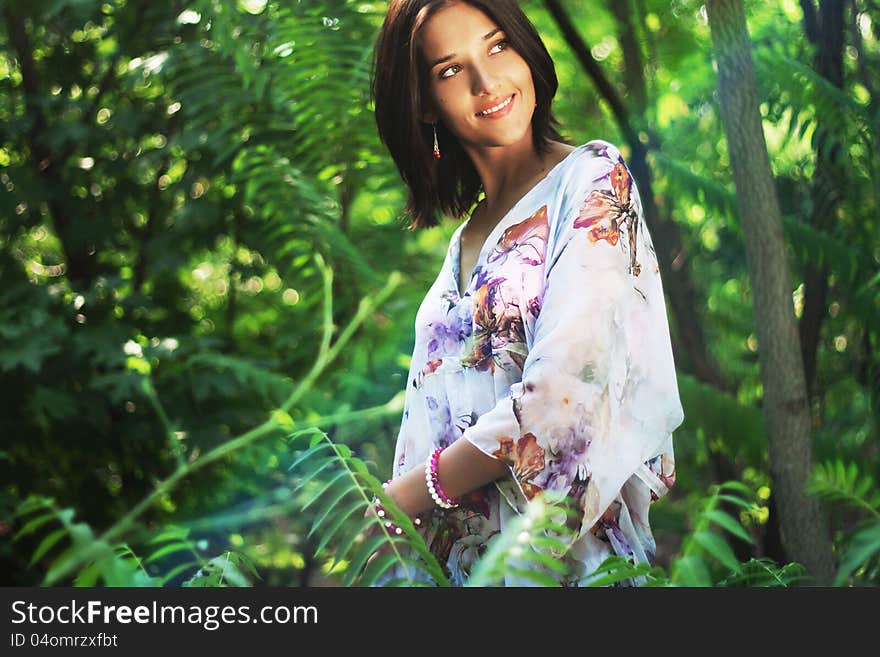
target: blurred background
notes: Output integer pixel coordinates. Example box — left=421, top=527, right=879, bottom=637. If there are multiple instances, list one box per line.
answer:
left=0, top=0, right=877, bottom=586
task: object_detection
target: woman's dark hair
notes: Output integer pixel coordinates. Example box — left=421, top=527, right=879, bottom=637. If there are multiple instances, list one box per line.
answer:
left=371, top=0, right=567, bottom=229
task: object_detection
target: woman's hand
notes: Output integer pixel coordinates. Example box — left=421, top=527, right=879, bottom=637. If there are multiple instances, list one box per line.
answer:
left=356, top=476, right=432, bottom=584
left=358, top=503, right=394, bottom=584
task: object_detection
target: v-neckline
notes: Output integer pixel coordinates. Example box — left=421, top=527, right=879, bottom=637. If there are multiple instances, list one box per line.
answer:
left=452, top=144, right=587, bottom=298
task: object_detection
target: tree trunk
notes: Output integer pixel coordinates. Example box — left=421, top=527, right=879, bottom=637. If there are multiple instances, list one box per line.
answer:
left=609, top=0, right=753, bottom=563
left=797, top=0, right=847, bottom=400
left=705, top=0, right=836, bottom=585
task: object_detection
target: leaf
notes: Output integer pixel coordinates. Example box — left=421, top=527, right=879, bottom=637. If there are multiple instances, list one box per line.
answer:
left=14, top=496, right=54, bottom=517
left=290, top=457, right=337, bottom=492
left=313, top=501, right=364, bottom=556
left=287, top=441, right=333, bottom=473
left=310, top=494, right=361, bottom=541
left=706, top=509, right=753, bottom=544
left=14, top=513, right=56, bottom=541
left=159, top=561, right=202, bottom=586
left=355, top=550, right=399, bottom=587
left=144, top=542, right=196, bottom=564
left=716, top=494, right=754, bottom=510
left=73, top=561, right=102, bottom=587
left=520, top=546, right=569, bottom=575
left=341, top=533, right=388, bottom=587
left=497, top=565, right=561, bottom=587
left=718, top=481, right=754, bottom=497
left=692, top=530, right=741, bottom=573
left=834, top=523, right=880, bottom=586
left=583, top=558, right=653, bottom=587
left=29, top=528, right=68, bottom=567
left=300, top=469, right=350, bottom=511
left=671, top=555, right=713, bottom=587
left=147, top=526, right=191, bottom=545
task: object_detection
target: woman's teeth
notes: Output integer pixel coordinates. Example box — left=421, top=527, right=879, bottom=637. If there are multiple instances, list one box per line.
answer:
left=478, top=95, right=512, bottom=116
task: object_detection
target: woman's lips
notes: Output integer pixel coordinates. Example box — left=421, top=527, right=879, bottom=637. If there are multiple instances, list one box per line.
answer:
left=476, top=94, right=515, bottom=120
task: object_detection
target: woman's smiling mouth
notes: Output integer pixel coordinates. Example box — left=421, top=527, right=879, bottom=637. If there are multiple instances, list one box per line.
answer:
left=476, top=94, right=515, bottom=118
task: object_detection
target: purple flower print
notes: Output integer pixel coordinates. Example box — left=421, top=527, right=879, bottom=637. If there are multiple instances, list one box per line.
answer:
left=584, top=141, right=613, bottom=159
left=533, top=402, right=592, bottom=493
left=425, top=395, right=458, bottom=448
left=425, top=311, right=471, bottom=358
left=463, top=268, right=532, bottom=372
left=471, top=266, right=504, bottom=293
left=606, top=520, right=634, bottom=558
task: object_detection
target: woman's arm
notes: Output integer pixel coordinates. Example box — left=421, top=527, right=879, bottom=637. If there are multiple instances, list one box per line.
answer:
left=384, top=439, right=509, bottom=517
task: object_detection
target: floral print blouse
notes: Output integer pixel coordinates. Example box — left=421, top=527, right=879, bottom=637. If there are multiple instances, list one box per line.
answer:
left=385, top=140, right=684, bottom=586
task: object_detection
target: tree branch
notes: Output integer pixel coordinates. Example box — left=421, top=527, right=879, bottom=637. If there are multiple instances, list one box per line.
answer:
left=799, top=0, right=820, bottom=43
left=541, top=0, right=639, bottom=146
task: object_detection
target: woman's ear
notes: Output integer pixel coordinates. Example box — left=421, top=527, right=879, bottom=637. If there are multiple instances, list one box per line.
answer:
left=418, top=95, right=439, bottom=124
left=418, top=105, right=438, bottom=124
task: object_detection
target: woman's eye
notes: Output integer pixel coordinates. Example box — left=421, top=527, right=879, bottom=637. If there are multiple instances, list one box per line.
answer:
left=438, top=40, right=509, bottom=79
left=490, top=39, right=509, bottom=54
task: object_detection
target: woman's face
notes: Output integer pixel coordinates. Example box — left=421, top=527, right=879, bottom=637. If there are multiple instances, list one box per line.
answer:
left=418, top=2, right=536, bottom=150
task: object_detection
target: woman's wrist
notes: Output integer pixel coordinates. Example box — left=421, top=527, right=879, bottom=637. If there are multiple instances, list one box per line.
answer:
left=383, top=437, right=511, bottom=519
left=385, top=465, right=435, bottom=517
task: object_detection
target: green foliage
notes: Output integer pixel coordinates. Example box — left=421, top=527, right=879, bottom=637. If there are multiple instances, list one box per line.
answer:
left=13, top=496, right=158, bottom=586
left=673, top=481, right=755, bottom=586
left=286, top=428, right=448, bottom=587
left=465, top=496, right=576, bottom=587
left=808, top=460, right=880, bottom=517
left=808, top=460, right=880, bottom=585
left=0, top=0, right=877, bottom=590
left=182, top=550, right=261, bottom=587
left=186, top=352, right=295, bottom=407
left=280, top=431, right=807, bottom=588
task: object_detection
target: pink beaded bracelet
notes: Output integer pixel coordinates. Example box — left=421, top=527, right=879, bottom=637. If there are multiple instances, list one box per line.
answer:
left=425, top=446, right=459, bottom=509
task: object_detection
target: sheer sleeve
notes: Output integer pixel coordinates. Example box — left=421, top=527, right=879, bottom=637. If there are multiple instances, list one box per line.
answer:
left=461, top=140, right=684, bottom=541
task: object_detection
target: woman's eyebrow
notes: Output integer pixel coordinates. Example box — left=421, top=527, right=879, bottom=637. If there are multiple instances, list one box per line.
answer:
left=429, top=27, right=502, bottom=69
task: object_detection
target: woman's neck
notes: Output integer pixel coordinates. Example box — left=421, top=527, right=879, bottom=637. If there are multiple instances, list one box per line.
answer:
left=469, top=139, right=574, bottom=225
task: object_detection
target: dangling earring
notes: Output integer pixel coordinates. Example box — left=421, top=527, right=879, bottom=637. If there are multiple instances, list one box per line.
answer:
left=433, top=123, right=441, bottom=160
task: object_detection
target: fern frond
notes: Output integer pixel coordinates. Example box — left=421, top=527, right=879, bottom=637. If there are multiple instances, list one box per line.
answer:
left=715, top=558, right=808, bottom=587
left=13, top=496, right=159, bottom=586
left=580, top=555, right=668, bottom=587
left=808, top=460, right=880, bottom=519
left=754, top=46, right=876, bottom=155
left=651, top=151, right=737, bottom=219
left=465, top=495, right=575, bottom=587
left=835, top=523, right=880, bottom=586
left=286, top=431, right=448, bottom=587
left=183, top=550, right=260, bottom=587
left=185, top=352, right=295, bottom=405
left=672, top=481, right=758, bottom=586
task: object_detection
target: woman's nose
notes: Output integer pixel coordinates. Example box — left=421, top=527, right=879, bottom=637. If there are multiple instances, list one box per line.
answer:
left=471, top=64, right=502, bottom=96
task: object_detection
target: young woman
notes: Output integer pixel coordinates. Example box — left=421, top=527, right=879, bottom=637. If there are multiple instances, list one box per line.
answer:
left=367, top=0, right=684, bottom=586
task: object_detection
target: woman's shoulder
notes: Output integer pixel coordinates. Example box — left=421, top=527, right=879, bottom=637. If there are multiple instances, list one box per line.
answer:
left=563, top=139, right=625, bottom=173
left=554, top=139, right=627, bottom=202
